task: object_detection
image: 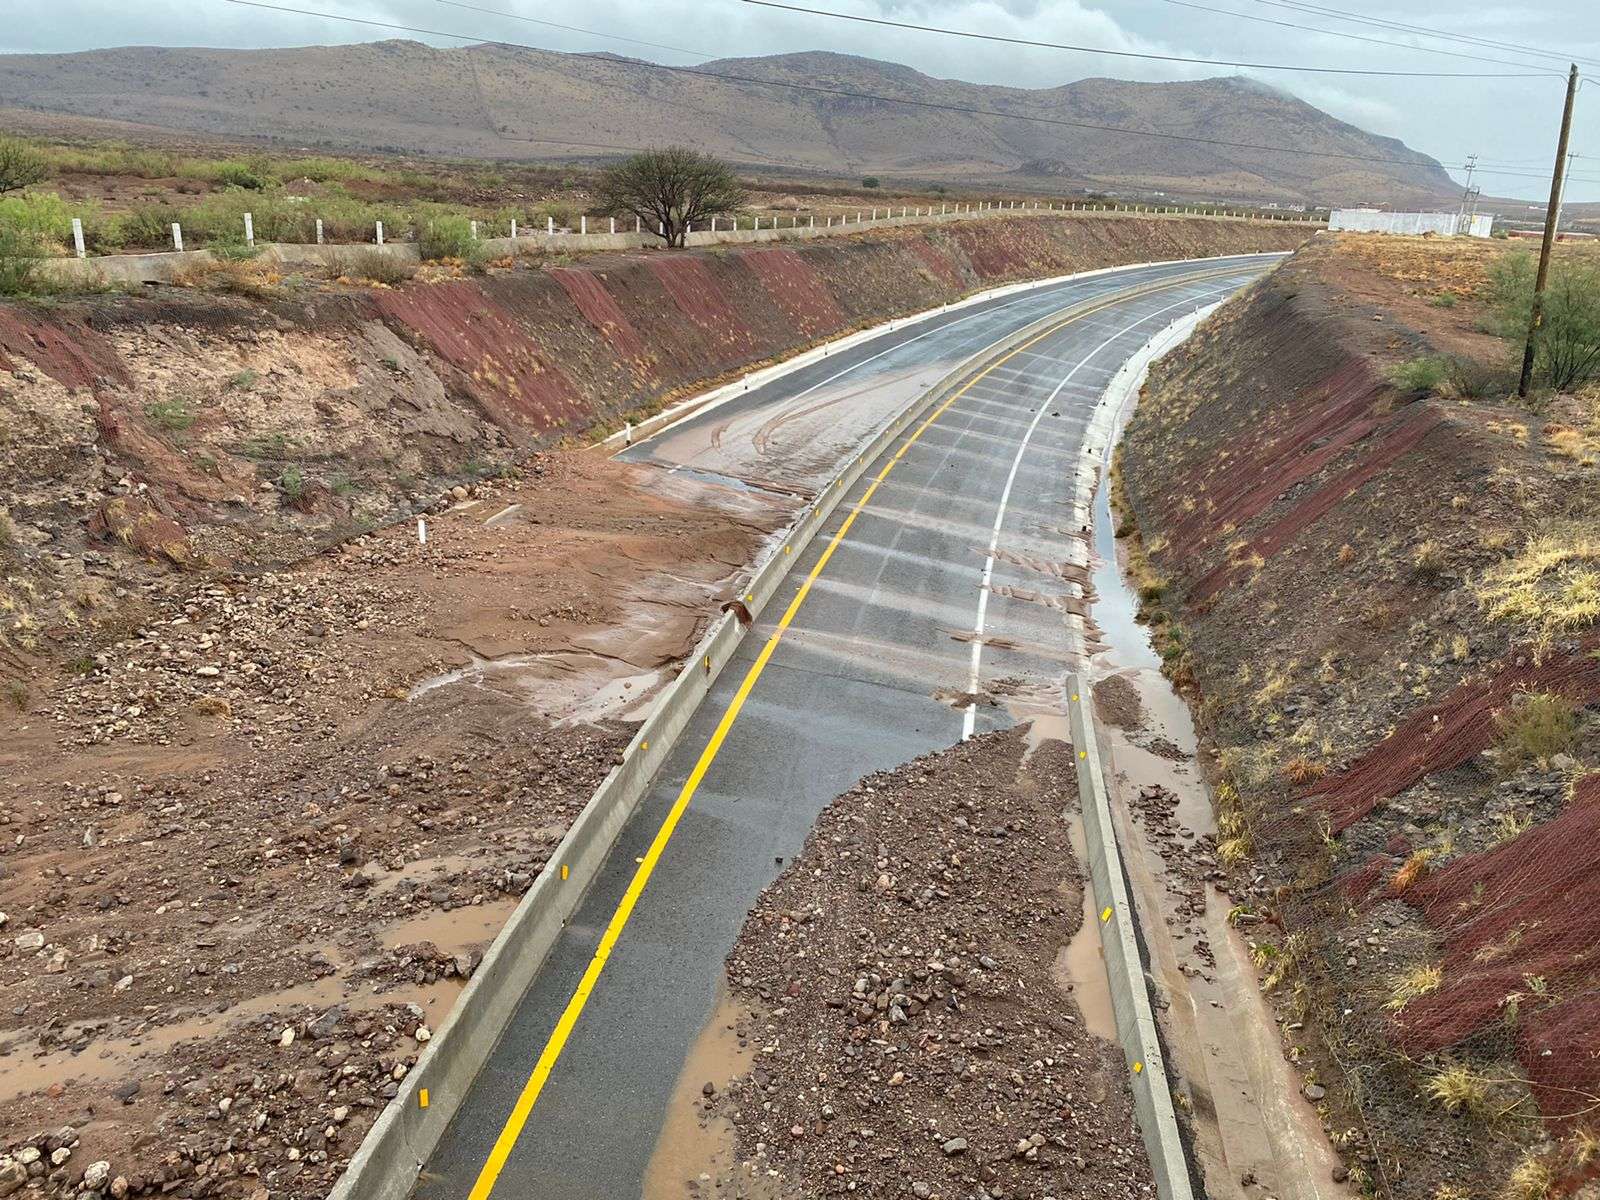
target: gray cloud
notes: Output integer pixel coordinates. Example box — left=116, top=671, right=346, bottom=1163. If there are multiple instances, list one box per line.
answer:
left=3, top=0, right=1596, bottom=201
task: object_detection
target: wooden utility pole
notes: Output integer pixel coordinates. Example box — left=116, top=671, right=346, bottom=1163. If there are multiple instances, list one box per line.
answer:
left=1519, top=63, right=1580, bottom=399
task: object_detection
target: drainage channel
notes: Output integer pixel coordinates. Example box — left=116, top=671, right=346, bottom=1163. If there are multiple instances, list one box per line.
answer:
left=1087, top=309, right=1351, bottom=1200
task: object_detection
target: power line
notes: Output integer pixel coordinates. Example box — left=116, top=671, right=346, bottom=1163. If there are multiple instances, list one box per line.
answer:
left=1237, top=0, right=1600, bottom=69
left=1155, top=0, right=1551, bottom=71
left=734, top=0, right=1556, bottom=77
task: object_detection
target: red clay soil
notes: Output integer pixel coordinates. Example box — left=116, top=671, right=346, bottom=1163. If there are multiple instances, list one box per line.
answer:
left=739, top=247, right=846, bottom=335
left=370, top=282, right=588, bottom=440
left=549, top=267, right=647, bottom=361
left=1401, top=775, right=1600, bottom=1120
left=1303, top=634, right=1600, bottom=832
left=1188, top=403, right=1447, bottom=604
left=0, top=307, right=129, bottom=389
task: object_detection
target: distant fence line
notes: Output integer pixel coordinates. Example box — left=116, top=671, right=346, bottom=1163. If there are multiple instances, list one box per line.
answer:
left=45, top=199, right=1326, bottom=286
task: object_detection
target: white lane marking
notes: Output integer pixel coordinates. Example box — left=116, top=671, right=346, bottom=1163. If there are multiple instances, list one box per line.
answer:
left=959, top=286, right=1233, bottom=739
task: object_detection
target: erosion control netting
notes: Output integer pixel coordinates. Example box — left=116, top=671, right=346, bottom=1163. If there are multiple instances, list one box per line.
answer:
left=1252, top=636, right=1600, bottom=1196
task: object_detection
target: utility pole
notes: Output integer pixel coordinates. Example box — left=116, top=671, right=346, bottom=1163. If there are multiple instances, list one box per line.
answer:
left=1518, top=63, right=1579, bottom=400
left=1458, top=154, right=1477, bottom=225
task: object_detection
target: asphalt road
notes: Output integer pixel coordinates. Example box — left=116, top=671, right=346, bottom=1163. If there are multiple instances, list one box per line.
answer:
left=415, top=257, right=1274, bottom=1200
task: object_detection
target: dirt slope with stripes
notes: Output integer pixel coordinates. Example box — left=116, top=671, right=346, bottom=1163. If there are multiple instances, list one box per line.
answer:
left=1116, top=233, right=1600, bottom=1198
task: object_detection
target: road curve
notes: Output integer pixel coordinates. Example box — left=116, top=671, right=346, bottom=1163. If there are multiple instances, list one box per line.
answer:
left=414, top=257, right=1274, bottom=1200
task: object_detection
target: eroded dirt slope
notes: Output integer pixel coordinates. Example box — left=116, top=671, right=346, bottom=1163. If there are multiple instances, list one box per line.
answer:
left=1117, top=233, right=1600, bottom=1197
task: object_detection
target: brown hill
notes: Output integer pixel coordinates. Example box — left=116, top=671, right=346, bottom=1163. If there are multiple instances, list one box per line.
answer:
left=0, top=40, right=1455, bottom=205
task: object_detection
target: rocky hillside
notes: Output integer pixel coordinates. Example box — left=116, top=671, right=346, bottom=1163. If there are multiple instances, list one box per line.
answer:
left=0, top=41, right=1454, bottom=205
left=1117, top=233, right=1600, bottom=1196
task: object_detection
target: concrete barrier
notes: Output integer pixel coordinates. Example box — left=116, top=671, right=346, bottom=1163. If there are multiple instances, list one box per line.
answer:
left=33, top=207, right=1318, bottom=288
left=327, top=266, right=1260, bottom=1200
left=1067, top=674, right=1194, bottom=1200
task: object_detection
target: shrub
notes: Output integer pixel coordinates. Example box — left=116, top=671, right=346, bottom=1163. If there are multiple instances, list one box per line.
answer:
left=0, top=226, right=46, bottom=296
left=1479, top=530, right=1600, bottom=649
left=1387, top=356, right=1450, bottom=393
left=212, top=159, right=270, bottom=190
left=1430, top=291, right=1458, bottom=308
left=418, top=215, right=478, bottom=262
left=1493, top=691, right=1579, bottom=772
left=1283, top=756, right=1327, bottom=785
left=329, top=248, right=416, bottom=285
left=861, top=176, right=880, bottom=189
left=0, top=137, right=48, bottom=195
left=1488, top=250, right=1600, bottom=393
left=278, top=465, right=306, bottom=500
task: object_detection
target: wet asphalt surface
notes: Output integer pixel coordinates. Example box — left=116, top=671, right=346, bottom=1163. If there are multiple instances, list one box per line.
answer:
left=415, top=258, right=1273, bottom=1200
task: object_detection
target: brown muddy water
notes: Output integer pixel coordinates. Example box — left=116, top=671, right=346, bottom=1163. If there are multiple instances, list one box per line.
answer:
left=1090, top=398, right=1350, bottom=1199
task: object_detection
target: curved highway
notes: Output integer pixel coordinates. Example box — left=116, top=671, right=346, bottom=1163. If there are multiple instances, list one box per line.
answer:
left=415, top=255, right=1278, bottom=1200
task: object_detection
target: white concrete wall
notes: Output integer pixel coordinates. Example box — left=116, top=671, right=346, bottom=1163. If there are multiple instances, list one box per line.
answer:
left=1328, top=209, right=1491, bottom=238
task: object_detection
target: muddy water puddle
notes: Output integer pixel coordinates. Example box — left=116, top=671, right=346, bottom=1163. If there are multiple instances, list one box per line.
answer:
left=641, top=987, right=786, bottom=1200
left=1087, top=461, right=1350, bottom=1197
left=0, top=973, right=464, bottom=1105
left=1057, top=814, right=1117, bottom=1041
left=379, top=898, right=518, bottom=956
left=407, top=650, right=661, bottom=724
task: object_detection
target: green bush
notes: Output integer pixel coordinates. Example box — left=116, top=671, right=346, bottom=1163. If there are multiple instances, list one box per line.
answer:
left=418, top=214, right=477, bottom=261
left=1493, top=691, right=1579, bottom=772
left=0, top=226, right=45, bottom=296
left=1387, top=356, right=1451, bottom=393
left=1488, top=250, right=1600, bottom=393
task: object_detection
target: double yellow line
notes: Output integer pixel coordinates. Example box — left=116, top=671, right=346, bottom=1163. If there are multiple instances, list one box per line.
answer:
left=464, top=268, right=1241, bottom=1199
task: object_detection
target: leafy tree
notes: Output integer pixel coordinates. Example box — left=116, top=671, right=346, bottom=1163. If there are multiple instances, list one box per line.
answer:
left=597, top=146, right=744, bottom=249
left=861, top=176, right=880, bottom=189
left=0, top=138, right=47, bottom=195
left=1489, top=250, right=1600, bottom=393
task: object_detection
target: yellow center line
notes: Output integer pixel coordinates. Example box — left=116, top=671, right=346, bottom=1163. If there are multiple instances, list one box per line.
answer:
left=464, top=270, right=1240, bottom=1200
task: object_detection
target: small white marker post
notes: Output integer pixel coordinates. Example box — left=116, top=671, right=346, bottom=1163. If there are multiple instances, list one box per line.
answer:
left=624, top=420, right=633, bottom=446
left=635, top=216, right=641, bottom=233
left=244, top=212, right=254, bottom=248
left=171, top=223, right=184, bottom=252
left=315, top=218, right=324, bottom=245
left=71, top=218, right=85, bottom=259
left=470, top=220, right=478, bottom=239
left=609, top=217, right=615, bottom=234
left=417, top=518, right=427, bottom=546
left=510, top=218, right=518, bottom=240
left=375, top=221, right=385, bottom=245
left=580, top=215, right=587, bottom=234
left=547, top=216, right=554, bottom=235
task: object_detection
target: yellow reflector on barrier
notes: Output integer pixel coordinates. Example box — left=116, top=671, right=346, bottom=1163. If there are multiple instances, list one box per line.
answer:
left=419, top=1088, right=430, bottom=1108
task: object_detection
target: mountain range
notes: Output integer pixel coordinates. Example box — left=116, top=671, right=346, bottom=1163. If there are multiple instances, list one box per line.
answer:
left=0, top=40, right=1459, bottom=205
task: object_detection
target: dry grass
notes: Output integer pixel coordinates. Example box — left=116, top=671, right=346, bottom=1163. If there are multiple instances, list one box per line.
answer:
left=1282, top=755, right=1327, bottom=785
left=1391, top=848, right=1434, bottom=895
left=1478, top=528, right=1600, bottom=652
left=1426, top=1064, right=1489, bottom=1115
left=1505, top=1154, right=1555, bottom=1200
left=1386, top=963, right=1443, bottom=1011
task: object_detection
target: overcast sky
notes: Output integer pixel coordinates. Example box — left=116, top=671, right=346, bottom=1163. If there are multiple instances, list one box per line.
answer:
left=4, top=0, right=1597, bottom=202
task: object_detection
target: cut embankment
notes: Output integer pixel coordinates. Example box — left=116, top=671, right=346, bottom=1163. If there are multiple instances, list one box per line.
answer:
left=1117, top=235, right=1600, bottom=1197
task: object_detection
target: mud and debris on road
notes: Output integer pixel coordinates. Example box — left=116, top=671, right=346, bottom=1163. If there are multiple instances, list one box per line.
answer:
left=664, top=726, right=1153, bottom=1200
left=0, top=451, right=793, bottom=1200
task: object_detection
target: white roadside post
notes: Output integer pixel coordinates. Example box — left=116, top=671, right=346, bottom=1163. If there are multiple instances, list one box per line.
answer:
left=171, top=223, right=184, bottom=252
left=635, top=216, right=641, bottom=233
left=810, top=214, right=815, bottom=228
left=470, top=220, right=478, bottom=239
left=580, top=215, right=587, bottom=235
left=417, top=518, right=427, bottom=546
left=547, top=216, right=554, bottom=236
left=610, top=217, right=616, bottom=234
left=375, top=221, right=384, bottom=245
left=71, top=218, right=85, bottom=260
left=315, top=218, right=324, bottom=244
left=510, top=218, right=518, bottom=240
left=244, top=212, right=254, bottom=248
